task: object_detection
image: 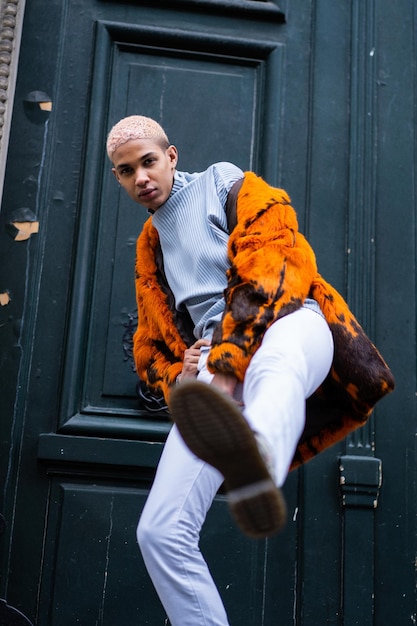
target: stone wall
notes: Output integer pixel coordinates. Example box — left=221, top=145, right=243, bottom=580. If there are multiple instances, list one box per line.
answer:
left=0, top=0, right=26, bottom=202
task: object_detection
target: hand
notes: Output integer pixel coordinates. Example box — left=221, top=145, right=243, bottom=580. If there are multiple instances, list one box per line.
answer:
left=179, top=338, right=211, bottom=382
left=211, top=372, right=238, bottom=398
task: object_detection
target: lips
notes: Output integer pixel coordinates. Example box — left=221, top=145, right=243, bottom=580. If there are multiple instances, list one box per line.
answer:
left=139, top=188, right=156, bottom=201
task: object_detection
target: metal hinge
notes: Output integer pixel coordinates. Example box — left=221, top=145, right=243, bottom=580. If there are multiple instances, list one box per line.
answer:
left=339, top=455, right=382, bottom=508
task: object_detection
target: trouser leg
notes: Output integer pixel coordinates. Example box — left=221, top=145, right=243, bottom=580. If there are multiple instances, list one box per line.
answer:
left=137, top=425, right=229, bottom=626
left=242, top=308, right=334, bottom=486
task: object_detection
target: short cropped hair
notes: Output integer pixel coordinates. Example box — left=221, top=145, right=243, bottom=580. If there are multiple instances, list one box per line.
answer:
left=106, top=115, right=170, bottom=160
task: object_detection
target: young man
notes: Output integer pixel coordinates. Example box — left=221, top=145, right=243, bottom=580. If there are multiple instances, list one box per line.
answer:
left=107, top=115, right=394, bottom=626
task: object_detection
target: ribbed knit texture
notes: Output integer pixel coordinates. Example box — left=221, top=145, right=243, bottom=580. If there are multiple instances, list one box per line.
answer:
left=152, top=162, right=244, bottom=339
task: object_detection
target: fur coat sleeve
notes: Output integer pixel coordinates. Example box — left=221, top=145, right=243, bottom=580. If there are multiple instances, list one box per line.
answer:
left=208, top=172, right=318, bottom=380
left=210, top=172, right=394, bottom=468
left=133, top=218, right=191, bottom=401
left=132, top=172, right=395, bottom=468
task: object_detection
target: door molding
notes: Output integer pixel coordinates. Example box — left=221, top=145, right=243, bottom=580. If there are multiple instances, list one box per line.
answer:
left=57, top=19, right=285, bottom=441
left=99, top=0, right=285, bottom=22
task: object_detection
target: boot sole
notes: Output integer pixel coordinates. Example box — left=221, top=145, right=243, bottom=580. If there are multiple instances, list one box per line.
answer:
left=169, top=380, right=287, bottom=538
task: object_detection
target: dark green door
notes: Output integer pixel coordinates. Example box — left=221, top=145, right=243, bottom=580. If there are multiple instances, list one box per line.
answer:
left=0, top=1, right=415, bottom=624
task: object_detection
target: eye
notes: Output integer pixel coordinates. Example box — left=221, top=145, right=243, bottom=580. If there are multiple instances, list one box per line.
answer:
left=143, top=157, right=156, bottom=166
left=120, top=166, right=133, bottom=176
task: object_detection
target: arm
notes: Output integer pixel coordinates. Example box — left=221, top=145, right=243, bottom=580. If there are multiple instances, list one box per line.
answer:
left=208, top=172, right=318, bottom=381
left=133, top=220, right=187, bottom=400
left=177, top=338, right=211, bottom=382
left=179, top=339, right=239, bottom=398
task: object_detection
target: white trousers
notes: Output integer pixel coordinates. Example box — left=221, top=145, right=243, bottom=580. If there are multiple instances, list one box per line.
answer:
left=137, top=308, right=334, bottom=626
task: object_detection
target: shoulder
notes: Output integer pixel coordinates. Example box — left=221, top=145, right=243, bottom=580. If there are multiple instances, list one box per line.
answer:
left=212, top=161, right=244, bottom=182
left=172, top=163, right=244, bottom=206
left=210, top=162, right=244, bottom=196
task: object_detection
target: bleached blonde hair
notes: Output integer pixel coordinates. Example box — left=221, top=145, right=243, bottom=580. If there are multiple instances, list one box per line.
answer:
left=106, top=115, right=169, bottom=160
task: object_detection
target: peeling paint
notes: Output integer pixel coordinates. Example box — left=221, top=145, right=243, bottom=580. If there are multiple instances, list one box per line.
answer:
left=7, top=220, right=39, bottom=241
left=0, top=291, right=11, bottom=306
left=6, top=208, right=39, bottom=241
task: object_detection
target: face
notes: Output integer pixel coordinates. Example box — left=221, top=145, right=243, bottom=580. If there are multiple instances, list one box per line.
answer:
left=112, top=138, right=178, bottom=211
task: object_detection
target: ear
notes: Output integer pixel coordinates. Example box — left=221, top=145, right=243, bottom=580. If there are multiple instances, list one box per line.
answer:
left=111, top=167, right=120, bottom=183
left=167, top=145, right=178, bottom=168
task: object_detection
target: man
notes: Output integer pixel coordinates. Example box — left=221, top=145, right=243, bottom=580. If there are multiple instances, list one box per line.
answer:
left=107, top=115, right=394, bottom=625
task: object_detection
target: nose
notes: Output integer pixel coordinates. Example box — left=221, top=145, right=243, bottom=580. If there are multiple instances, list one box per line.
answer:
left=134, top=167, right=150, bottom=187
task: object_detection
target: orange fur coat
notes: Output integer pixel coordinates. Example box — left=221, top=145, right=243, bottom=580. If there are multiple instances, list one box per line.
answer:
left=133, top=172, right=394, bottom=468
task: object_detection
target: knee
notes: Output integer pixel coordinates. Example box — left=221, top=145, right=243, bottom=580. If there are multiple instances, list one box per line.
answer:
left=136, top=508, right=160, bottom=555
left=137, top=503, right=182, bottom=560
left=136, top=513, right=146, bottom=550
left=137, top=503, right=199, bottom=562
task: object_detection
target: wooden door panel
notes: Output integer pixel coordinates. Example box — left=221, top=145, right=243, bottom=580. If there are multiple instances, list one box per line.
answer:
left=1, top=0, right=415, bottom=624
left=56, top=16, right=285, bottom=442
left=38, top=480, right=283, bottom=625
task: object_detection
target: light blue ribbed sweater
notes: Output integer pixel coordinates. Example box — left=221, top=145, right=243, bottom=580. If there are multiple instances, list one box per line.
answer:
left=151, top=162, right=244, bottom=340
left=151, top=162, right=322, bottom=341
